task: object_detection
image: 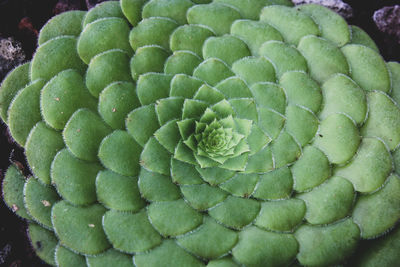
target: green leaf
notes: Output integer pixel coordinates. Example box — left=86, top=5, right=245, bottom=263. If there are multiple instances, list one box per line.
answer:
left=260, top=5, right=319, bottom=45
left=361, top=91, right=400, bottom=150
left=121, top=0, right=147, bottom=26
left=232, top=226, right=298, bottom=267
left=164, top=51, right=202, bottom=75
left=255, top=199, right=305, bottom=232
left=129, top=17, right=178, bottom=50
left=298, top=35, right=349, bottom=83
left=136, top=73, right=172, bottom=105
left=51, top=148, right=103, bottom=205
left=194, top=84, right=225, bottom=105
left=231, top=56, right=275, bottom=85
left=0, top=62, right=30, bottom=122
left=320, top=74, right=367, bottom=125
left=142, top=0, right=194, bottom=25
left=180, top=184, right=228, bottom=210
left=63, top=108, right=112, bottom=162
left=259, top=41, right=307, bottom=78
left=279, top=71, right=322, bottom=113
left=2, top=164, right=31, bottom=220
left=352, top=174, right=400, bottom=239
left=24, top=178, right=60, bottom=229
left=219, top=173, right=258, bottom=197
left=28, top=223, right=58, bottom=266
left=171, top=158, right=203, bottom=185
left=140, top=137, right=171, bottom=175
left=126, top=104, right=160, bottom=146
left=148, top=199, right=203, bottom=237
left=295, top=219, right=360, bottom=266
left=134, top=240, right=205, bottom=267
left=271, top=131, right=301, bottom=168
left=154, top=120, right=181, bottom=153
left=8, top=79, right=46, bottom=147
left=349, top=25, right=379, bottom=52
left=78, top=18, right=132, bottom=64
left=155, top=97, right=184, bottom=125
left=187, top=3, right=241, bottom=35
left=196, top=166, right=235, bottom=185
left=52, top=201, right=110, bottom=255
left=130, top=45, right=169, bottom=80
left=103, top=210, right=162, bottom=253
left=193, top=58, right=234, bottom=86
left=38, top=11, right=86, bottom=45
left=209, top=196, right=260, bottom=229
left=291, top=146, right=331, bottom=192
left=335, top=137, right=392, bottom=193
left=98, top=130, right=142, bottom=176
left=82, top=1, right=125, bottom=27
left=86, top=249, right=135, bottom=267
left=341, top=44, right=390, bottom=93
left=182, top=99, right=209, bottom=119
left=203, top=35, right=250, bottom=66
left=245, top=146, right=273, bottom=173
left=96, top=170, right=145, bottom=212
left=170, top=74, right=203, bottom=98
left=215, top=77, right=253, bottom=99
left=177, top=216, right=238, bottom=259
left=98, top=81, right=140, bottom=129
left=253, top=167, right=293, bottom=200
left=55, top=245, right=86, bottom=267
left=170, top=24, right=214, bottom=57
left=313, top=113, right=360, bottom=165
left=85, top=49, right=132, bottom=97
left=297, top=176, right=354, bottom=225
left=228, top=98, right=258, bottom=122
left=138, top=168, right=181, bottom=202
left=298, top=3, right=350, bottom=47
left=31, top=36, right=86, bottom=81
left=230, top=19, right=283, bottom=56
left=41, top=69, right=97, bottom=130
left=250, top=83, right=285, bottom=114
left=26, top=122, right=64, bottom=184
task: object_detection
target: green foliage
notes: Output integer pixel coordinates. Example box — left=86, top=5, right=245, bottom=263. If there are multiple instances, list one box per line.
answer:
left=1, top=1, right=400, bottom=266
left=2, top=164, right=31, bottom=219
left=28, top=223, right=58, bottom=265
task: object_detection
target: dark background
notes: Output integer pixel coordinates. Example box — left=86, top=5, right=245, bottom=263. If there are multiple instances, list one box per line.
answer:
left=0, top=0, right=400, bottom=266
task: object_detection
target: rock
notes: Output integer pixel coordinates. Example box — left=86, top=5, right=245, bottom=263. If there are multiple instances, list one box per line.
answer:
left=0, top=37, right=26, bottom=81
left=86, top=0, right=110, bottom=10
left=292, top=0, right=353, bottom=19
left=54, top=0, right=83, bottom=14
left=373, top=5, right=400, bottom=42
left=0, top=244, right=11, bottom=264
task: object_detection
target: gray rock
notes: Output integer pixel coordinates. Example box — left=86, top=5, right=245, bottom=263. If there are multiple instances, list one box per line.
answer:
left=86, top=0, right=110, bottom=10
left=373, top=5, right=400, bottom=42
left=0, top=244, right=11, bottom=264
left=54, top=0, right=83, bottom=14
left=0, top=37, right=26, bottom=81
left=292, top=0, right=353, bottom=19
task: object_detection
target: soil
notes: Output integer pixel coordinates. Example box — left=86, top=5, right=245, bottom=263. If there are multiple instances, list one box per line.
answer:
left=0, top=0, right=399, bottom=266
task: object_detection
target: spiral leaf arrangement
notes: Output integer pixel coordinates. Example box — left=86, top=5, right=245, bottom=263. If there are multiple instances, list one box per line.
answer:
left=1, top=0, right=400, bottom=266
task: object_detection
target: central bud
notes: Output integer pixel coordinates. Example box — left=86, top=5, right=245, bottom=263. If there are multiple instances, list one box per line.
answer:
left=178, top=99, right=253, bottom=169
left=195, top=119, right=244, bottom=164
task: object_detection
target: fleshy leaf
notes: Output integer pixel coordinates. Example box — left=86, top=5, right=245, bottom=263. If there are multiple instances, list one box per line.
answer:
left=148, top=199, right=203, bottom=237
left=52, top=201, right=110, bottom=255
left=103, top=209, right=162, bottom=253
left=177, top=216, right=238, bottom=259
left=232, top=226, right=298, bottom=267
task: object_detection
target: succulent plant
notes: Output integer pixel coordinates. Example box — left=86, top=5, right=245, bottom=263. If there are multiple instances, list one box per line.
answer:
left=1, top=0, right=400, bottom=266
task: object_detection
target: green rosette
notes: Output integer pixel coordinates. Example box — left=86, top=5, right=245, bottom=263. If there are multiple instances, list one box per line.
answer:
left=1, top=1, right=400, bottom=266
